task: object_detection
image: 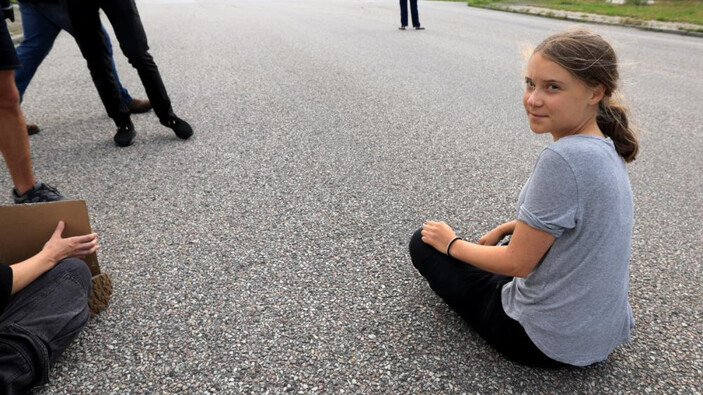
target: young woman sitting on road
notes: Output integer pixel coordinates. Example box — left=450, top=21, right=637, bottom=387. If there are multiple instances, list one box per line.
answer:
left=409, top=28, right=638, bottom=367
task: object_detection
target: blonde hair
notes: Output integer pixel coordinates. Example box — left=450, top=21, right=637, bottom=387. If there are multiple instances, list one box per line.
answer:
left=534, top=28, right=638, bottom=162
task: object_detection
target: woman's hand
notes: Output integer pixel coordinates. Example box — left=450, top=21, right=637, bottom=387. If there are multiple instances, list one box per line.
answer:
left=477, top=221, right=517, bottom=246
left=477, top=226, right=505, bottom=246
left=41, top=221, right=99, bottom=267
left=421, top=221, right=457, bottom=254
left=11, top=221, right=99, bottom=294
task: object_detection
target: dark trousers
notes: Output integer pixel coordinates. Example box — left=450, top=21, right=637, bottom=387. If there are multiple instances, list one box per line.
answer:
left=15, top=1, right=132, bottom=105
left=63, top=0, right=175, bottom=126
left=408, top=229, right=564, bottom=368
left=0, top=13, right=21, bottom=70
left=399, top=0, right=420, bottom=28
left=0, top=258, right=91, bottom=394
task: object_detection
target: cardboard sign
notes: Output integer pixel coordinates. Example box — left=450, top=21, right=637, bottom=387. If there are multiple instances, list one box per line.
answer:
left=0, top=200, right=100, bottom=276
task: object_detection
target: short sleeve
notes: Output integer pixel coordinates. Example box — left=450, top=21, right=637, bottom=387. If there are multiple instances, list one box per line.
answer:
left=0, top=264, right=13, bottom=315
left=518, top=148, right=578, bottom=238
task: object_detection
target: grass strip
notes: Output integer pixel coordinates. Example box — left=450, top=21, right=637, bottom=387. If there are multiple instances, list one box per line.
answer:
left=466, top=0, right=703, bottom=26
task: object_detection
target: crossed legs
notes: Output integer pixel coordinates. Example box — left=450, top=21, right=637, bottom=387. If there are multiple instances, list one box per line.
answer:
left=408, top=228, right=564, bottom=367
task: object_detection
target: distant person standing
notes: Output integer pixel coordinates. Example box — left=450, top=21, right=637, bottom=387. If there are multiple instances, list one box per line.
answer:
left=399, top=0, right=424, bottom=30
left=14, top=0, right=152, bottom=136
left=63, top=0, right=193, bottom=147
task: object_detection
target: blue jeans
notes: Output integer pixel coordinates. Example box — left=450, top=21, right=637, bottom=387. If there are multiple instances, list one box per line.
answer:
left=15, top=2, right=131, bottom=105
left=0, top=258, right=91, bottom=394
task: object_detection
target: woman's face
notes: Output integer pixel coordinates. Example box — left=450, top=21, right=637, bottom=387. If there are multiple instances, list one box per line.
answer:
left=523, top=53, right=601, bottom=140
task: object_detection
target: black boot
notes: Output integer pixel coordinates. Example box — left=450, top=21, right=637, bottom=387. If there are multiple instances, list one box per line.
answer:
left=161, top=116, right=193, bottom=140
left=114, top=120, right=136, bottom=147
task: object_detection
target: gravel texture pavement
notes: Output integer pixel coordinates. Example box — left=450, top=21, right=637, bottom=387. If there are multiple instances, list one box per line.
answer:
left=3, top=0, right=702, bottom=392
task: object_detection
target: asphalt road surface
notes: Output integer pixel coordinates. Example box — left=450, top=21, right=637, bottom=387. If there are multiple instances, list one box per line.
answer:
left=4, top=0, right=702, bottom=392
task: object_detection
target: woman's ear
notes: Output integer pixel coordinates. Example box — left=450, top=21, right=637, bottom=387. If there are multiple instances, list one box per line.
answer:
left=589, top=84, right=606, bottom=105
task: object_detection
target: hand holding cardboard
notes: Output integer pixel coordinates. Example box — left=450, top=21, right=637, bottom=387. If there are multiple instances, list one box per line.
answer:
left=0, top=200, right=101, bottom=276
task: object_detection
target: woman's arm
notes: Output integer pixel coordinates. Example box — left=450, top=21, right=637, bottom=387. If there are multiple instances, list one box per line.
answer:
left=10, top=251, right=56, bottom=294
left=11, top=221, right=98, bottom=294
left=421, top=220, right=554, bottom=277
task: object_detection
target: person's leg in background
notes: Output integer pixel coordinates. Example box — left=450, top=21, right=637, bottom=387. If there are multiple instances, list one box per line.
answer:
left=99, top=25, right=132, bottom=107
left=66, top=18, right=152, bottom=113
left=0, top=70, right=34, bottom=195
left=14, top=2, right=61, bottom=103
left=0, top=258, right=91, bottom=393
left=399, top=0, right=408, bottom=28
left=18, top=2, right=150, bottom=110
left=14, top=2, right=61, bottom=135
left=0, top=19, right=63, bottom=202
left=63, top=0, right=135, bottom=146
left=15, top=2, right=150, bottom=136
left=56, top=7, right=150, bottom=112
left=100, top=0, right=192, bottom=139
left=409, top=0, right=423, bottom=29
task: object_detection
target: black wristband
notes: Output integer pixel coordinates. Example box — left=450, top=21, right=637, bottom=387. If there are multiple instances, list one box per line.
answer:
left=446, top=236, right=462, bottom=257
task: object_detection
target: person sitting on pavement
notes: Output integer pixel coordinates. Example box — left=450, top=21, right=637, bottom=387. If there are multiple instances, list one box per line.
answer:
left=409, top=28, right=638, bottom=367
left=64, top=0, right=193, bottom=147
left=0, top=221, right=98, bottom=393
left=1, top=2, right=64, bottom=203
left=15, top=0, right=151, bottom=136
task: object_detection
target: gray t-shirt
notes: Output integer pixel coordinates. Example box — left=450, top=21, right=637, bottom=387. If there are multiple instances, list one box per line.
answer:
left=502, top=135, right=635, bottom=366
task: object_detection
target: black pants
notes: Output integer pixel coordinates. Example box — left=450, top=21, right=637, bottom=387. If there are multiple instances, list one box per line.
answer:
left=0, top=15, right=21, bottom=70
left=63, top=0, right=175, bottom=126
left=408, top=228, right=564, bottom=368
left=399, top=0, right=420, bottom=28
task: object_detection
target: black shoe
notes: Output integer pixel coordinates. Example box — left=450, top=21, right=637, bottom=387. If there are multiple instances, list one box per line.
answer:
left=12, top=182, right=65, bottom=204
left=27, top=123, right=41, bottom=135
left=414, top=26, right=425, bottom=30
left=114, top=122, right=136, bottom=147
left=399, top=25, right=406, bottom=30
left=162, top=116, right=193, bottom=140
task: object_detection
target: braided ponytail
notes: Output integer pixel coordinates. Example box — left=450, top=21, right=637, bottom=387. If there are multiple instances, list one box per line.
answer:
left=535, top=28, right=639, bottom=162
left=597, top=95, right=638, bottom=162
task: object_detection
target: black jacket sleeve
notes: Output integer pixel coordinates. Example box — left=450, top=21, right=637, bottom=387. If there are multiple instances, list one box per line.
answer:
left=0, top=264, right=13, bottom=315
